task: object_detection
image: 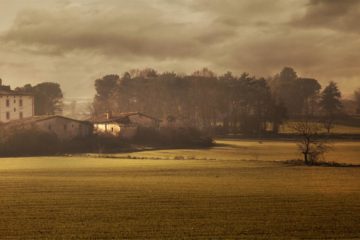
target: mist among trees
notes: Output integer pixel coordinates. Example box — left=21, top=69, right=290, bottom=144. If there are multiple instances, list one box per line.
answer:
left=92, top=67, right=346, bottom=134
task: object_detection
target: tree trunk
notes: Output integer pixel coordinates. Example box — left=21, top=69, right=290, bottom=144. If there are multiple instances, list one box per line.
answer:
left=223, top=117, right=229, bottom=133
left=303, top=152, right=309, bottom=165
left=272, top=122, right=280, bottom=134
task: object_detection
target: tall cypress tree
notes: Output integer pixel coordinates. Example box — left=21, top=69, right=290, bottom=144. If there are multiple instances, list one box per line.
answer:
left=319, top=81, right=342, bottom=115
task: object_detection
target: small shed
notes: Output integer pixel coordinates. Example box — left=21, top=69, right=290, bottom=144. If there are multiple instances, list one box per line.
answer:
left=92, top=112, right=161, bottom=139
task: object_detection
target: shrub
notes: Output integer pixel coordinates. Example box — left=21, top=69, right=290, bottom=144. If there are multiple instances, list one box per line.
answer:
left=0, top=126, right=213, bottom=157
left=0, top=128, right=60, bottom=156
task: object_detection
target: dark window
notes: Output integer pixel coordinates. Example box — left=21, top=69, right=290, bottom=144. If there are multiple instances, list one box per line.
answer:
left=6, top=112, right=10, bottom=120
left=19, top=112, right=23, bottom=119
left=13, top=99, right=16, bottom=103
left=14, top=108, right=16, bottom=112
left=111, top=127, right=114, bottom=132
left=48, top=124, right=52, bottom=130
left=64, top=124, right=67, bottom=131
left=6, top=99, right=9, bottom=107
left=19, top=99, right=23, bottom=107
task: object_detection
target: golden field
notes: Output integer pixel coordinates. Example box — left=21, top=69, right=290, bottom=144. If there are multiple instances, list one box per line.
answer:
left=0, top=139, right=359, bottom=239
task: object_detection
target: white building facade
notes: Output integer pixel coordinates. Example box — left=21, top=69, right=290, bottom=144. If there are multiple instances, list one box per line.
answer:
left=0, top=81, right=34, bottom=123
left=92, top=112, right=161, bottom=139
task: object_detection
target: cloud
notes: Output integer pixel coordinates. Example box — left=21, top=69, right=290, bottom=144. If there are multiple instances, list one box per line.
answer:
left=1, top=0, right=304, bottom=59
left=190, top=0, right=302, bottom=26
left=0, top=2, right=236, bottom=60
left=292, top=0, right=360, bottom=33
left=0, top=0, right=359, bottom=98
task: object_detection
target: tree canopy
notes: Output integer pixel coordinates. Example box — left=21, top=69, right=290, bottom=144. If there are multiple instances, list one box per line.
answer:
left=319, top=81, right=342, bottom=115
left=270, top=67, right=321, bottom=117
left=93, top=68, right=293, bottom=134
left=16, top=82, right=63, bottom=115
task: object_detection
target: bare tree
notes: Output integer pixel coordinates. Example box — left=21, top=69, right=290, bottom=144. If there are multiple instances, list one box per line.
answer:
left=289, top=120, right=332, bottom=165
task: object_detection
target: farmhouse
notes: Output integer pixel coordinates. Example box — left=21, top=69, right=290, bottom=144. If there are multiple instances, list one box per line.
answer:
left=0, top=79, right=34, bottom=123
left=92, top=112, right=161, bottom=139
left=2, top=115, right=92, bottom=140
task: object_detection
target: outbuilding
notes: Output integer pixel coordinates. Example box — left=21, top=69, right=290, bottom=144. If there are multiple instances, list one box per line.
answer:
left=2, top=115, right=93, bottom=140
left=92, top=112, right=161, bottom=139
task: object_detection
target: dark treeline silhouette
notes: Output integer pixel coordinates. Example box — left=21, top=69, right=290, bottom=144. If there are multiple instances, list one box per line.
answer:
left=93, top=66, right=345, bottom=135
left=271, top=67, right=321, bottom=116
left=355, top=88, right=360, bottom=114
left=0, top=125, right=213, bottom=157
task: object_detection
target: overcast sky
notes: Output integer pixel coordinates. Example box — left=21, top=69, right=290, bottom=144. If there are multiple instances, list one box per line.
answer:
left=0, top=0, right=359, bottom=99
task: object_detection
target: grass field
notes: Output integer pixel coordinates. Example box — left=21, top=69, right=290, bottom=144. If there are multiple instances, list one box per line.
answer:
left=0, top=139, right=359, bottom=239
left=280, top=121, right=360, bottom=134
left=113, top=139, right=360, bottom=164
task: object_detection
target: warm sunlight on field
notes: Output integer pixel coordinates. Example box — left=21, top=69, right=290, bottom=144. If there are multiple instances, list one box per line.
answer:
left=2, top=0, right=360, bottom=238
left=0, top=140, right=359, bottom=239
left=114, top=139, right=360, bottom=164
left=280, top=121, right=360, bottom=134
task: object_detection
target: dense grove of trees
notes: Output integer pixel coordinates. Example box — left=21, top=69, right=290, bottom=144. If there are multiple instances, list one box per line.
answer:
left=270, top=67, right=321, bottom=116
left=92, top=67, right=346, bottom=134
left=93, top=69, right=284, bottom=134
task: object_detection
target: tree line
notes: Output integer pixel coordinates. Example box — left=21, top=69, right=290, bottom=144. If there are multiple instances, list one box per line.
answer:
left=11, top=66, right=356, bottom=135
left=92, top=67, right=347, bottom=134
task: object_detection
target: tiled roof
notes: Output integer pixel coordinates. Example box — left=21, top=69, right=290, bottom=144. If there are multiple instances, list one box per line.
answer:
left=91, top=112, right=161, bottom=123
left=2, top=115, right=92, bottom=128
left=0, top=89, right=33, bottom=96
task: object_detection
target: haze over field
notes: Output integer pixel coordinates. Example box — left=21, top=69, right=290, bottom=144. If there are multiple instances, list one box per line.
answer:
left=0, top=140, right=359, bottom=238
left=0, top=0, right=359, bottom=98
